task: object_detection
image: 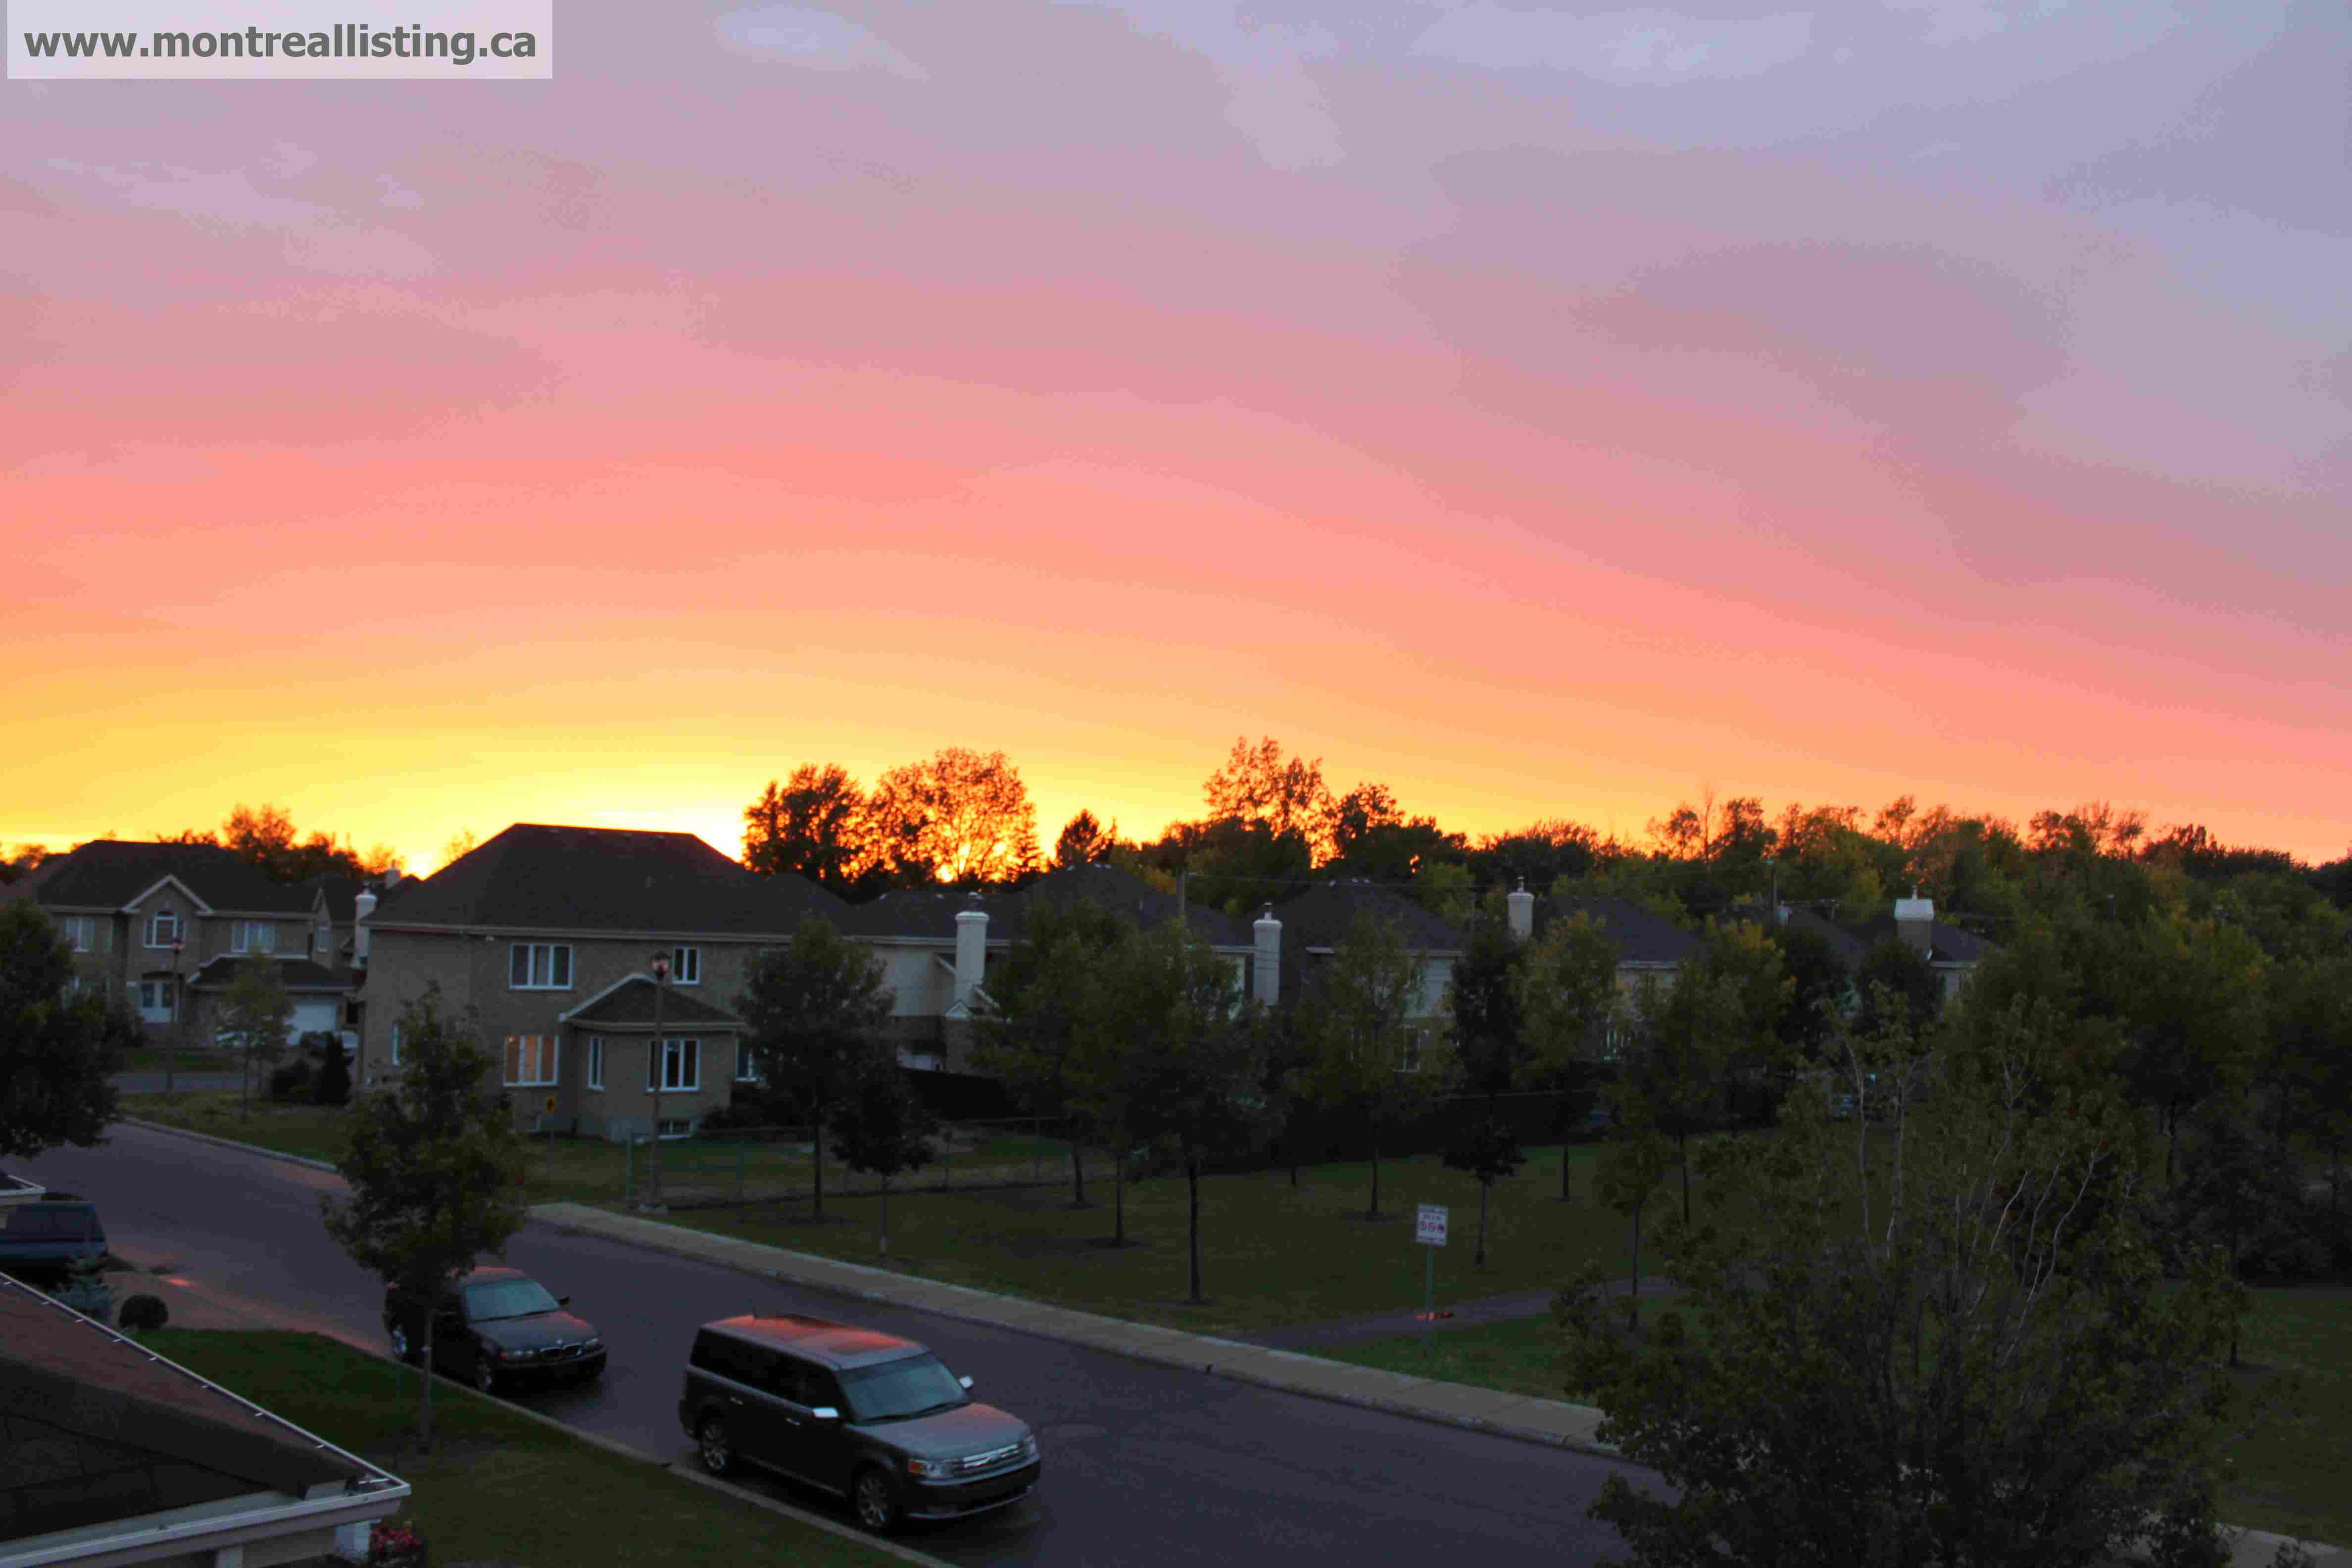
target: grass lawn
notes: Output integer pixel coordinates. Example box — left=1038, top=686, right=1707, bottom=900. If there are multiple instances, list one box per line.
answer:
left=118, top=1089, right=354, bottom=1164
left=136, top=1329, right=903, bottom=1568
left=113, top=1047, right=235, bottom=1074
left=1313, top=1288, right=2352, bottom=1551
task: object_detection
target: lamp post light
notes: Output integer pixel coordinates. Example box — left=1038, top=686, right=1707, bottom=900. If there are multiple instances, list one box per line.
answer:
left=166, top=935, right=186, bottom=1098
left=641, top=954, right=671, bottom=1214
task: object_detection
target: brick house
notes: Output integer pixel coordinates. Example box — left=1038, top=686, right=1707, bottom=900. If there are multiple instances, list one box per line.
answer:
left=356, top=824, right=845, bottom=1141
left=26, top=840, right=354, bottom=1045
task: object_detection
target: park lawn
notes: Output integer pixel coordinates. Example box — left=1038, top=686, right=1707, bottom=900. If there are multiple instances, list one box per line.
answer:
left=135, top=1329, right=902, bottom=1568
left=657, top=1142, right=1642, bottom=1336
left=1313, top=1287, right=2352, bottom=1552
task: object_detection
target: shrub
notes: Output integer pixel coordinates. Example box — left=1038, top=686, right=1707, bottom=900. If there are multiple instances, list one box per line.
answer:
left=48, top=1262, right=111, bottom=1323
left=306, top=1031, right=352, bottom=1106
left=267, top=1058, right=315, bottom=1103
left=118, top=1293, right=169, bottom=1333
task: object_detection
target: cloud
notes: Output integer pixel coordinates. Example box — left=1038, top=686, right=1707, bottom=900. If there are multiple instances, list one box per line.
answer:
left=1412, top=4, right=1814, bottom=83
left=713, top=5, right=929, bottom=80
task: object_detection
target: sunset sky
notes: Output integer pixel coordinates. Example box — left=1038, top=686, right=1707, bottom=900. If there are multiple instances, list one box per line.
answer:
left=7, top=1, right=2348, bottom=875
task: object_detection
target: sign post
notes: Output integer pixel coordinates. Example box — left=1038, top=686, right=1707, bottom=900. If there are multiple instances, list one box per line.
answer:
left=1416, top=1203, right=1448, bottom=1356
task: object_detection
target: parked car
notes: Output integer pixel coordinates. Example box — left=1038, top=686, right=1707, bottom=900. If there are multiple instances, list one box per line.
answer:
left=0, top=1194, right=107, bottom=1282
left=384, top=1265, right=604, bottom=1393
left=679, top=1313, right=1040, bottom=1534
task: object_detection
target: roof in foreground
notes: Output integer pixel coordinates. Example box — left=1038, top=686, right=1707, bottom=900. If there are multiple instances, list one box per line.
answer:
left=367, top=824, right=848, bottom=935
left=1535, top=894, right=1704, bottom=965
left=31, top=841, right=315, bottom=916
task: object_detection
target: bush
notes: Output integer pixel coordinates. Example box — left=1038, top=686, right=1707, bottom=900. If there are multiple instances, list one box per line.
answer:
left=118, top=1293, right=169, bottom=1333
left=306, top=1031, right=351, bottom=1106
left=48, top=1263, right=111, bottom=1323
left=267, top=1057, right=315, bottom=1103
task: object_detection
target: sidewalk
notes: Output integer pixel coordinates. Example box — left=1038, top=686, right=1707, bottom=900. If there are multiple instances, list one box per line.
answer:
left=529, top=1202, right=2348, bottom=1568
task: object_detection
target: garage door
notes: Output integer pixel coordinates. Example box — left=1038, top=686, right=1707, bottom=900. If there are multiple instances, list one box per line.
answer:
left=291, top=998, right=340, bottom=1041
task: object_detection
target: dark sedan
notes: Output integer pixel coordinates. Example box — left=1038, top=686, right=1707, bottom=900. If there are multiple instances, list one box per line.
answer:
left=386, top=1265, right=606, bottom=1394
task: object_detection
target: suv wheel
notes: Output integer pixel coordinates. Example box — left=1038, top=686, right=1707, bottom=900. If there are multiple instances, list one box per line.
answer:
left=853, top=1466, right=903, bottom=1534
left=472, top=1352, right=498, bottom=1394
left=697, top=1417, right=735, bottom=1477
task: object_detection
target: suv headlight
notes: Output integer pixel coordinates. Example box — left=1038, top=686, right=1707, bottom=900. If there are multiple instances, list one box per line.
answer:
left=582, top=1337, right=603, bottom=1352
left=1019, top=1435, right=1038, bottom=1460
left=906, top=1457, right=954, bottom=1479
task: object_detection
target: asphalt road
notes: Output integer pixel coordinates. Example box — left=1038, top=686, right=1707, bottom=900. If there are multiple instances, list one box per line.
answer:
left=18, top=1125, right=1639, bottom=1566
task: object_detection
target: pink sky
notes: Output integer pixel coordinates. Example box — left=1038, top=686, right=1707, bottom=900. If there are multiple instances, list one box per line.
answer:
left=6, top=1, right=2348, bottom=872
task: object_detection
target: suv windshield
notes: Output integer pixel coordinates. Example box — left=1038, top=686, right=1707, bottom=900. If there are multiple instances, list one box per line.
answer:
left=838, top=1353, right=968, bottom=1423
left=464, top=1279, right=561, bottom=1321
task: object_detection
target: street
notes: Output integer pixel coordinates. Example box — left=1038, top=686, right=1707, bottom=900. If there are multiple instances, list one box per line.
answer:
left=19, top=1124, right=1638, bottom=1566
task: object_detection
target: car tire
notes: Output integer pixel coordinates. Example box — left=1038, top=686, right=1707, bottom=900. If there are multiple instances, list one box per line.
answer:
left=472, top=1352, right=498, bottom=1395
left=697, top=1417, right=735, bottom=1477
left=852, top=1465, right=903, bottom=1534
left=388, top=1323, right=419, bottom=1365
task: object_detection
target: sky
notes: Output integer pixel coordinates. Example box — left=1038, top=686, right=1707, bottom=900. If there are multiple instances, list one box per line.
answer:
left=6, top=0, right=2348, bottom=875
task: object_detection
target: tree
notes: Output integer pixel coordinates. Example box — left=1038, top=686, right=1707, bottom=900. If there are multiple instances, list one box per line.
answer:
left=743, top=764, right=871, bottom=891
left=829, top=1059, right=939, bottom=1257
left=215, top=954, right=294, bottom=1118
left=1445, top=915, right=1531, bottom=1265
left=1586, top=1103, right=1675, bottom=1334
left=320, top=987, right=529, bottom=1449
left=1202, top=736, right=1335, bottom=861
left=1770, top=920, right=1849, bottom=1065
left=1853, top=935, right=1943, bottom=1039
left=1618, top=958, right=1744, bottom=1227
left=1554, top=1019, right=2250, bottom=1568
left=1288, top=911, right=1451, bottom=1220
left=970, top=896, right=1133, bottom=1207
left=867, top=747, right=1041, bottom=885
left=739, top=915, right=895, bottom=1225
left=0, top=902, right=122, bottom=1160
left=440, top=828, right=480, bottom=871
left=309, top=1030, right=353, bottom=1106
left=1515, top=910, right=1622, bottom=1200
left=216, top=803, right=379, bottom=883
left=1443, top=1120, right=1525, bottom=1269
left=1052, top=810, right=1117, bottom=870
left=2119, top=911, right=2268, bottom=1183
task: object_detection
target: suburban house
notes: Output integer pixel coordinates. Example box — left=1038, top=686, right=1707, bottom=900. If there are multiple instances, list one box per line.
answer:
left=0, top=1273, right=411, bottom=1566
left=355, top=824, right=845, bottom=1142
left=26, top=840, right=356, bottom=1046
left=1778, top=894, right=1998, bottom=1001
left=1509, top=885, right=1703, bottom=983
left=1257, top=880, right=1467, bottom=1069
left=836, top=862, right=1257, bottom=1072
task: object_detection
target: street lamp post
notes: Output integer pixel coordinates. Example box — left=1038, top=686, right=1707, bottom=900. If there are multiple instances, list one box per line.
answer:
left=1764, top=857, right=1779, bottom=925
left=641, top=954, right=671, bottom=1214
left=166, top=935, right=185, bottom=1098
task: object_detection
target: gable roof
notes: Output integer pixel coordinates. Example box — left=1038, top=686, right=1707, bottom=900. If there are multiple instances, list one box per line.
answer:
left=365, top=824, right=846, bottom=937
left=1534, top=895, right=1703, bottom=966
left=1271, top=880, right=1466, bottom=954
left=839, top=864, right=1250, bottom=946
left=31, top=842, right=315, bottom=917
left=303, top=873, right=364, bottom=925
left=561, top=975, right=744, bottom=1029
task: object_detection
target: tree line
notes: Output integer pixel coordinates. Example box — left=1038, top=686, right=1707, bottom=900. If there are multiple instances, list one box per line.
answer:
left=2, top=802, right=403, bottom=886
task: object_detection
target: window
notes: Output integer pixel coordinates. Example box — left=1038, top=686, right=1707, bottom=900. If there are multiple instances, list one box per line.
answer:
left=137, top=980, right=176, bottom=1022
left=58, top=915, right=95, bottom=953
left=671, top=946, right=701, bottom=985
left=734, top=1041, right=760, bottom=1083
left=646, top=1037, right=700, bottom=1092
left=508, top=943, right=573, bottom=989
left=231, top=920, right=275, bottom=954
left=1396, top=1029, right=1424, bottom=1074
left=657, top=1118, right=693, bottom=1138
left=503, top=1034, right=560, bottom=1087
left=587, top=1036, right=604, bottom=1089
left=62, top=975, right=83, bottom=999
left=145, top=908, right=182, bottom=948
left=390, top=1025, right=403, bottom=1066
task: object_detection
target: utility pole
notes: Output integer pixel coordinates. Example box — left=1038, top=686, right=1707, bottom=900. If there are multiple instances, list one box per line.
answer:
left=166, top=935, right=185, bottom=1098
left=641, top=953, right=671, bottom=1214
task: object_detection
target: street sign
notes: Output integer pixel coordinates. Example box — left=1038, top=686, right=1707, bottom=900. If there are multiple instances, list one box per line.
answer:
left=542, top=1094, right=558, bottom=1114
left=1417, top=1203, right=1448, bottom=1247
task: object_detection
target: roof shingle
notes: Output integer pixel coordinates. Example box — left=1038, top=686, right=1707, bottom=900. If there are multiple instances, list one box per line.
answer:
left=32, top=842, right=314, bottom=916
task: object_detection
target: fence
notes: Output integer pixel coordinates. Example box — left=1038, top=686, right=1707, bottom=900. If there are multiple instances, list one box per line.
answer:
left=618, top=1116, right=1103, bottom=1211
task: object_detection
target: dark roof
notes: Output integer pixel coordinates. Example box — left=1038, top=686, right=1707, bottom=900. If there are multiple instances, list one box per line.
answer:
left=1778, top=906, right=1998, bottom=968
left=563, top=976, right=744, bottom=1029
left=303, top=874, right=363, bottom=925
left=1534, top=895, right=1703, bottom=966
left=31, top=841, right=314, bottom=916
left=365, top=824, right=847, bottom=936
left=707, top=1314, right=920, bottom=1370
left=187, top=956, right=351, bottom=993
left=1271, top=881, right=1466, bottom=954
left=0, top=1275, right=390, bottom=1545
left=839, top=864, right=1249, bottom=946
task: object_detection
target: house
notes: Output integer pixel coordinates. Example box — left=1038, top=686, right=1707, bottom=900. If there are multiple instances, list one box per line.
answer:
left=27, top=840, right=354, bottom=1046
left=1508, top=885, right=1702, bottom=986
left=0, top=1272, right=411, bottom=1565
left=355, top=824, right=846, bottom=1141
left=837, top=863, right=1256, bottom=1072
left=1256, top=880, right=1467, bottom=1069
left=1778, top=895, right=1996, bottom=1002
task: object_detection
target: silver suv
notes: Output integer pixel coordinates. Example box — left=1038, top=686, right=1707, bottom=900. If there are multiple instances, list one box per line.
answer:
left=678, top=1313, right=1041, bottom=1533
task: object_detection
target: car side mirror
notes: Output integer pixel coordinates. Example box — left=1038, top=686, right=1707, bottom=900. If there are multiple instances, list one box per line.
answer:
left=558, top=1295, right=572, bottom=1308
left=959, top=1375, right=974, bottom=1389
left=809, top=1406, right=840, bottom=1421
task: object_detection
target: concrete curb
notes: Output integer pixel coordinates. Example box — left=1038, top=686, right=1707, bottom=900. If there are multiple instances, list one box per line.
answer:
left=115, top=1116, right=342, bottom=1174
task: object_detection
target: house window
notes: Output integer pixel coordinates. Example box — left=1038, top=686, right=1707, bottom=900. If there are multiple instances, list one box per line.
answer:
left=62, top=975, right=83, bottom=1000
left=508, top=943, right=573, bottom=989
left=734, top=1041, right=759, bottom=1083
left=146, top=909, right=182, bottom=948
left=58, top=915, right=96, bottom=953
left=503, top=1035, right=560, bottom=1087
left=587, top=1036, right=604, bottom=1090
left=390, top=1025, right=403, bottom=1066
left=671, top=946, right=701, bottom=985
left=657, top=1118, right=692, bottom=1139
left=137, top=980, right=176, bottom=1022
left=647, top=1037, right=700, bottom=1093
left=231, top=920, right=275, bottom=954
left=1396, top=1029, right=1424, bottom=1074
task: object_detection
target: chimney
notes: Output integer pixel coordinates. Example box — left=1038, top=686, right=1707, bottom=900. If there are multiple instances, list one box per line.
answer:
left=1253, top=906, right=1281, bottom=1007
left=1894, top=893, right=1934, bottom=956
left=1506, top=880, right=1535, bottom=943
left=352, top=888, right=377, bottom=967
left=953, top=894, right=988, bottom=1010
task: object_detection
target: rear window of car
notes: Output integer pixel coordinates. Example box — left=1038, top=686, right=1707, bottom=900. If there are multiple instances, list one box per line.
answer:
left=4, top=1206, right=101, bottom=1239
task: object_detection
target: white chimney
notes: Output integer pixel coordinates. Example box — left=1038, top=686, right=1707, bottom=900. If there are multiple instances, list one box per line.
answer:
left=352, top=888, right=377, bottom=967
left=953, top=895, right=988, bottom=1009
left=1253, top=907, right=1281, bottom=1007
left=1506, top=880, right=1535, bottom=943
left=1894, top=894, right=1934, bottom=955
